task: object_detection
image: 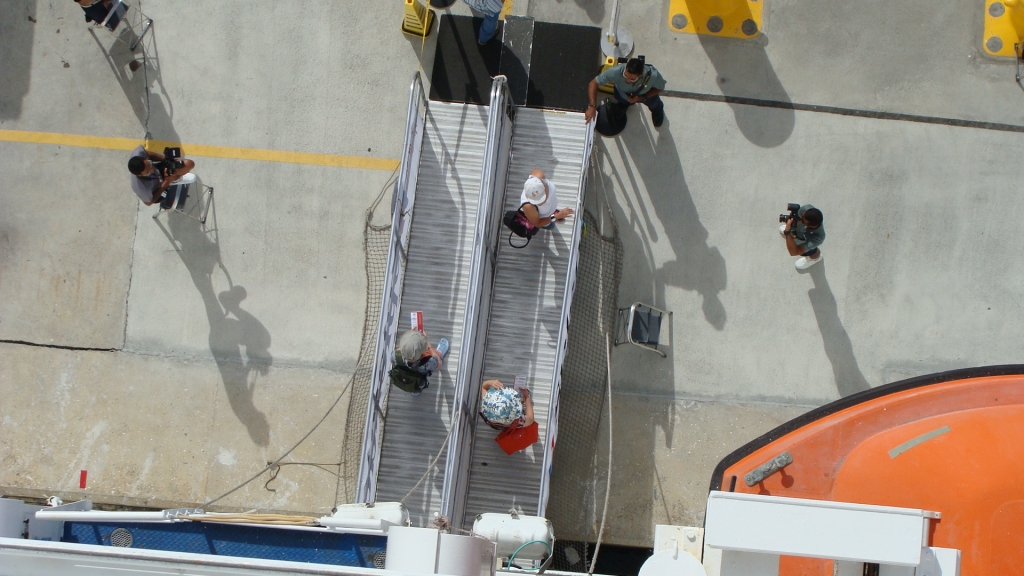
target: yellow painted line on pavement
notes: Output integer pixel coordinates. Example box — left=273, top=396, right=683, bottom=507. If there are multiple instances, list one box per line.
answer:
left=0, top=129, right=400, bottom=171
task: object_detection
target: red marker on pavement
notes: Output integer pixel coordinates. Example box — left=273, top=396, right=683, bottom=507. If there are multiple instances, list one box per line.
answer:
left=79, top=470, right=88, bottom=489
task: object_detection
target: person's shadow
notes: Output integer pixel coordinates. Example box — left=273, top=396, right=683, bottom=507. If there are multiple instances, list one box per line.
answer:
left=0, top=0, right=35, bottom=120
left=805, top=262, right=871, bottom=397
left=697, top=33, right=794, bottom=148
left=619, top=117, right=728, bottom=330
left=154, top=192, right=273, bottom=446
left=89, top=17, right=179, bottom=142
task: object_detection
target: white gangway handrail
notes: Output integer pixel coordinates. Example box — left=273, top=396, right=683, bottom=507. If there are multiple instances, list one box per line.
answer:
left=537, top=117, right=596, bottom=517
left=356, top=72, right=429, bottom=504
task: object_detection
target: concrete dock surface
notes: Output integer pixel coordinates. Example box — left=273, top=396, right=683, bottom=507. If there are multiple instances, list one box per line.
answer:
left=1, top=0, right=1022, bottom=549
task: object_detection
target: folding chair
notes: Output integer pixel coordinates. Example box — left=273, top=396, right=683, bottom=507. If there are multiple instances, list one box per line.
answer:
left=96, top=0, right=153, bottom=51
left=1016, top=41, right=1024, bottom=87
left=151, top=173, right=214, bottom=224
left=614, top=302, right=672, bottom=357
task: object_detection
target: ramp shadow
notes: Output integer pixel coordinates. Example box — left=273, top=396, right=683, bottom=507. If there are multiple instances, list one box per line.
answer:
left=154, top=192, right=273, bottom=447
left=549, top=142, right=682, bottom=550
left=698, top=34, right=794, bottom=148
left=806, top=262, right=870, bottom=397
left=430, top=14, right=502, bottom=105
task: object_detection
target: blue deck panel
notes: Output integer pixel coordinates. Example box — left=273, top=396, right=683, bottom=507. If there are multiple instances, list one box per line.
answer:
left=63, top=521, right=385, bottom=568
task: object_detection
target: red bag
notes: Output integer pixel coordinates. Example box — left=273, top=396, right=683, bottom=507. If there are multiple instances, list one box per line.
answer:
left=495, top=422, right=539, bottom=455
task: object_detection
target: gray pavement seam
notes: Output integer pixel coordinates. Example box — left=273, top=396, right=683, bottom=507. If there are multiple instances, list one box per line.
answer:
left=660, top=90, right=1024, bottom=134
left=123, top=202, right=140, bottom=350
left=111, top=346, right=358, bottom=374
left=0, top=339, right=117, bottom=353
left=607, top=388, right=821, bottom=409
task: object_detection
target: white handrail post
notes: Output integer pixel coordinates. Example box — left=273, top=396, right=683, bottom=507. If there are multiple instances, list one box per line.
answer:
left=601, top=0, right=634, bottom=60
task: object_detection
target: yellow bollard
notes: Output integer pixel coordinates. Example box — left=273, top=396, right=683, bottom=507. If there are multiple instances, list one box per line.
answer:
left=598, top=56, right=617, bottom=95
left=667, top=0, right=762, bottom=39
left=401, top=0, right=435, bottom=38
left=983, top=0, right=1024, bottom=57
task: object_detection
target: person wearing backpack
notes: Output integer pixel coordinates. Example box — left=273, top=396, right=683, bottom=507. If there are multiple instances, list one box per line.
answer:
left=390, top=330, right=449, bottom=396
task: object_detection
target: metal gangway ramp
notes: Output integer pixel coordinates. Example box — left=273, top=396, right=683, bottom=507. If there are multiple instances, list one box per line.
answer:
left=356, top=74, right=491, bottom=526
left=457, top=106, right=593, bottom=527
left=358, top=74, right=594, bottom=531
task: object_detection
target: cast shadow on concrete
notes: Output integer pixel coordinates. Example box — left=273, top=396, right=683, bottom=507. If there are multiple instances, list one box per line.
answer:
left=566, top=0, right=605, bottom=25
left=697, top=34, right=794, bottom=148
left=89, top=19, right=179, bottom=142
left=0, top=0, right=35, bottom=119
left=805, top=262, right=870, bottom=397
left=617, top=116, right=728, bottom=330
left=554, top=151, right=678, bottom=550
left=154, top=190, right=273, bottom=447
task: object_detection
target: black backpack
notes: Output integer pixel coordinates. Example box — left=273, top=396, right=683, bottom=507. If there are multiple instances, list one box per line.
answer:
left=596, top=101, right=628, bottom=137
left=389, top=351, right=430, bottom=393
left=503, top=205, right=539, bottom=248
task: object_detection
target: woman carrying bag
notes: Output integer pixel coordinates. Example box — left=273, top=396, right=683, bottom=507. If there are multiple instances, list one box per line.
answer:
left=479, top=379, right=539, bottom=454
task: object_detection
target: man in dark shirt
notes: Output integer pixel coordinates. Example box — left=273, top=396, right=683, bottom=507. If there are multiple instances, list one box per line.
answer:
left=75, top=0, right=112, bottom=24
left=781, top=205, right=825, bottom=270
left=127, top=145, right=196, bottom=206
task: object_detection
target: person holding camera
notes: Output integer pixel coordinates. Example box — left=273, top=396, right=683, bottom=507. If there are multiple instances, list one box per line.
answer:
left=74, top=0, right=113, bottom=24
left=584, top=55, right=667, bottom=128
left=127, top=145, right=195, bottom=206
left=780, top=204, right=825, bottom=270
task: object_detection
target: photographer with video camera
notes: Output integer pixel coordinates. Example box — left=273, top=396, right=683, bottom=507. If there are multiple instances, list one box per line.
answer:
left=127, top=145, right=195, bottom=206
left=779, top=203, right=825, bottom=270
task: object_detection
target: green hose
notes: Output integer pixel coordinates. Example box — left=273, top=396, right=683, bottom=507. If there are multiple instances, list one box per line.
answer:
left=507, top=539, right=553, bottom=571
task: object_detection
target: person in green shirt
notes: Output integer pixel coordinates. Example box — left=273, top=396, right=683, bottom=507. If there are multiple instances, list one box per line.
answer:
left=585, top=56, right=667, bottom=128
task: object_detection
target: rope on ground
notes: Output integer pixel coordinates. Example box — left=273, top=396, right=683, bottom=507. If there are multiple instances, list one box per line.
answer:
left=264, top=462, right=343, bottom=493
left=588, top=335, right=614, bottom=575
left=201, top=373, right=355, bottom=509
left=400, top=414, right=459, bottom=505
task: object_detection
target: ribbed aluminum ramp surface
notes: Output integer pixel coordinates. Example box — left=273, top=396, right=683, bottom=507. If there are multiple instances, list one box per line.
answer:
left=462, top=108, right=589, bottom=525
left=375, top=101, right=489, bottom=526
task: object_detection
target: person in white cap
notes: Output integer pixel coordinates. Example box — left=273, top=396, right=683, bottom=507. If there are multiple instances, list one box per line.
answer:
left=520, top=169, right=574, bottom=230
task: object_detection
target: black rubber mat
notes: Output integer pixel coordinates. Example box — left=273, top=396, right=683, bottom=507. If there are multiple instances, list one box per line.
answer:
left=430, top=14, right=503, bottom=105
left=429, top=15, right=601, bottom=111
left=526, top=22, right=602, bottom=112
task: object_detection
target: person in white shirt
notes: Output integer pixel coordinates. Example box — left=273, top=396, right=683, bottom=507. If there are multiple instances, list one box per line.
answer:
left=520, top=169, right=574, bottom=230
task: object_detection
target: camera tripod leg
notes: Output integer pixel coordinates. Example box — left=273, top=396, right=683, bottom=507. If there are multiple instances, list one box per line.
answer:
left=200, top=187, right=213, bottom=224
left=130, top=19, right=153, bottom=52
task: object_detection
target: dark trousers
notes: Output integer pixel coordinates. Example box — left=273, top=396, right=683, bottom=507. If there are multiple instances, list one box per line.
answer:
left=613, top=86, right=665, bottom=118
